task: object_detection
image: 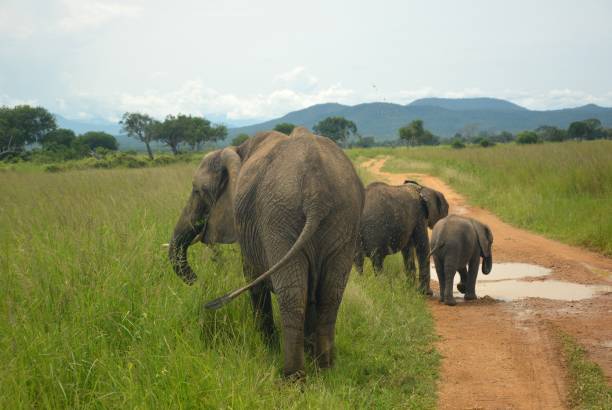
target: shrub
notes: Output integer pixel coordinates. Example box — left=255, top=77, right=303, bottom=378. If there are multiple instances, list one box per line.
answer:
left=479, top=138, right=494, bottom=147
left=516, top=131, right=539, bottom=144
left=451, top=139, right=465, bottom=149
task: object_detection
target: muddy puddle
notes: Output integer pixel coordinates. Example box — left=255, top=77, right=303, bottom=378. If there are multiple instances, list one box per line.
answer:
left=431, top=262, right=612, bottom=302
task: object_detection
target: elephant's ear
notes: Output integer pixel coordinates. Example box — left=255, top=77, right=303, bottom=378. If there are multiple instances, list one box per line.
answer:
left=435, top=191, right=449, bottom=220
left=204, top=148, right=241, bottom=243
left=472, top=220, right=493, bottom=258
left=418, top=190, right=430, bottom=220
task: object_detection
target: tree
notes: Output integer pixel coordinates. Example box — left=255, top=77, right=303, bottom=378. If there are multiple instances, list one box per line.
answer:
left=41, top=128, right=76, bottom=148
left=516, top=131, right=539, bottom=144
left=120, top=112, right=157, bottom=159
left=535, top=125, right=566, bottom=142
left=313, top=116, right=357, bottom=146
left=231, top=133, right=250, bottom=146
left=77, top=131, right=119, bottom=151
left=568, top=119, right=603, bottom=140
left=0, top=105, right=56, bottom=157
left=398, top=119, right=439, bottom=146
left=273, top=123, right=296, bottom=135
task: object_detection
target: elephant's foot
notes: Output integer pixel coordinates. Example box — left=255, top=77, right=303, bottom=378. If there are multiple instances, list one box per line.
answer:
left=457, top=282, right=466, bottom=294
left=438, top=293, right=445, bottom=303
left=444, top=296, right=457, bottom=306
left=283, top=369, right=306, bottom=382
left=464, top=293, right=477, bottom=301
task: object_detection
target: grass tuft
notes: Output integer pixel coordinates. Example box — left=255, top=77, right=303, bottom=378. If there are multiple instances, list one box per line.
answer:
left=556, top=330, right=612, bottom=409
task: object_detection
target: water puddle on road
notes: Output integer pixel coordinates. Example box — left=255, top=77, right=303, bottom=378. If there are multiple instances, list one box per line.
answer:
left=430, top=262, right=612, bottom=302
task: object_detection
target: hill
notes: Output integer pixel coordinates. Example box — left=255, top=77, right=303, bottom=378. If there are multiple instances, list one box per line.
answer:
left=229, top=98, right=612, bottom=139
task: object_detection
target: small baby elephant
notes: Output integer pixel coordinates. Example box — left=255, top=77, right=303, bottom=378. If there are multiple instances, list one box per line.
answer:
left=430, top=215, right=493, bottom=306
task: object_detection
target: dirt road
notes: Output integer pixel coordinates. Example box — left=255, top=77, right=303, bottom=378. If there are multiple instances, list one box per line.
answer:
left=361, top=158, right=612, bottom=410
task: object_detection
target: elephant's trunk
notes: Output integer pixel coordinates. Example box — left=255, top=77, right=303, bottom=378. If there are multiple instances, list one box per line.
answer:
left=168, top=194, right=207, bottom=285
left=482, top=255, right=492, bottom=275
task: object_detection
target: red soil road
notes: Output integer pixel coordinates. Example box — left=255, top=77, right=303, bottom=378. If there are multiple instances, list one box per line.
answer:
left=361, top=158, right=612, bottom=410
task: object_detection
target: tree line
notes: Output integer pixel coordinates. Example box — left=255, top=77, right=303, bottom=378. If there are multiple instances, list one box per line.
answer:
left=2, top=105, right=611, bottom=163
left=0, top=105, right=228, bottom=161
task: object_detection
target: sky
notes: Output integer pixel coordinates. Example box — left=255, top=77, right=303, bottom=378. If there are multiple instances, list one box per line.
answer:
left=1, top=0, right=612, bottom=124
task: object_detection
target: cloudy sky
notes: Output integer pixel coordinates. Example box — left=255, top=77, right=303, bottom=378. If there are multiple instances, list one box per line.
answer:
left=1, top=0, right=611, bottom=123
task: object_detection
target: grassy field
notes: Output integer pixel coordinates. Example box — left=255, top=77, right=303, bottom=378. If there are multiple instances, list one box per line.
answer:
left=556, top=330, right=612, bottom=409
left=348, top=140, right=612, bottom=256
left=0, top=164, right=439, bottom=408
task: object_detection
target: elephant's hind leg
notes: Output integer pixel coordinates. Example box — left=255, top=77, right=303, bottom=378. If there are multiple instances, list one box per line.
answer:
left=271, top=256, right=309, bottom=379
left=433, top=256, right=445, bottom=303
left=412, top=222, right=433, bottom=296
left=456, top=267, right=468, bottom=294
left=464, top=253, right=480, bottom=300
left=314, top=251, right=352, bottom=369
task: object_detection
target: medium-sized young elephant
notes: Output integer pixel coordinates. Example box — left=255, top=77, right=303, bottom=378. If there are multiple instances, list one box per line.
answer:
left=354, top=181, right=446, bottom=295
left=402, top=180, right=449, bottom=275
left=430, top=215, right=494, bottom=306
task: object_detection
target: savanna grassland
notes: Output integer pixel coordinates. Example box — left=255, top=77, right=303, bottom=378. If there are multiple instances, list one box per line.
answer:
left=0, top=164, right=439, bottom=409
left=348, top=140, right=612, bottom=255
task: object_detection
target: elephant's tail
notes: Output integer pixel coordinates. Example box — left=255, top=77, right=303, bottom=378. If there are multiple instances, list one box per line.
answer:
left=204, top=213, right=321, bottom=310
left=428, top=243, right=444, bottom=258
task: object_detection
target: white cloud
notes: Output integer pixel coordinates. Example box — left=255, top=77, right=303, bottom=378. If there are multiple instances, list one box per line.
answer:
left=274, top=66, right=319, bottom=93
left=58, top=0, right=142, bottom=31
left=113, top=71, right=354, bottom=121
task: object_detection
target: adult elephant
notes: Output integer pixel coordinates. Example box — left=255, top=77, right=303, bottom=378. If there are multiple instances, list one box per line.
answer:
left=402, top=180, right=449, bottom=276
left=430, top=215, right=494, bottom=306
left=168, top=127, right=365, bottom=379
left=354, top=181, right=446, bottom=295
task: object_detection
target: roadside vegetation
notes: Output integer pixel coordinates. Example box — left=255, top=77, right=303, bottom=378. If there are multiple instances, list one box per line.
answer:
left=348, top=140, right=612, bottom=255
left=0, top=164, right=439, bottom=409
left=556, top=330, right=612, bottom=409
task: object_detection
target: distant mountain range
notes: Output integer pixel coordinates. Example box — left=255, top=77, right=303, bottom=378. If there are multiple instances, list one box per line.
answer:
left=53, top=97, right=612, bottom=150
left=228, top=98, right=612, bottom=140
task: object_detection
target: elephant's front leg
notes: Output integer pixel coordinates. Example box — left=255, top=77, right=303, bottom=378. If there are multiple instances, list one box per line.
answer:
left=401, top=243, right=417, bottom=283
left=273, top=261, right=309, bottom=379
left=354, top=248, right=365, bottom=274
left=315, top=252, right=352, bottom=369
left=413, top=223, right=433, bottom=296
left=249, top=284, right=277, bottom=347
left=371, top=250, right=385, bottom=274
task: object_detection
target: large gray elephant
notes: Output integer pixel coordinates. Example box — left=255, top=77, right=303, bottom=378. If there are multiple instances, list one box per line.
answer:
left=168, top=127, right=365, bottom=379
left=402, top=180, right=449, bottom=275
left=430, top=215, right=494, bottom=306
left=354, top=181, right=446, bottom=295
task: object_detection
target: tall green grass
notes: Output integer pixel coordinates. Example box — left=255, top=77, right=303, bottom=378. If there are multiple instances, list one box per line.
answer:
left=0, top=165, right=438, bottom=408
left=349, top=141, right=612, bottom=255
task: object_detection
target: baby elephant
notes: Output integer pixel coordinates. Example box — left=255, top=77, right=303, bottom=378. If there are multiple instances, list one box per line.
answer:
left=430, top=215, right=493, bottom=306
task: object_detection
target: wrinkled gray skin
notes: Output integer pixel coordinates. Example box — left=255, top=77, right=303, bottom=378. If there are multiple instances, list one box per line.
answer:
left=402, top=180, right=449, bottom=278
left=430, top=215, right=494, bottom=306
left=168, top=127, right=365, bottom=379
left=354, top=181, right=446, bottom=295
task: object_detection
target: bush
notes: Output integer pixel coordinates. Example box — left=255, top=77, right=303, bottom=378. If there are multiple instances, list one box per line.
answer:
left=451, top=139, right=465, bottom=149
left=516, top=131, right=539, bottom=144
left=231, top=134, right=250, bottom=146
left=479, top=138, right=494, bottom=147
